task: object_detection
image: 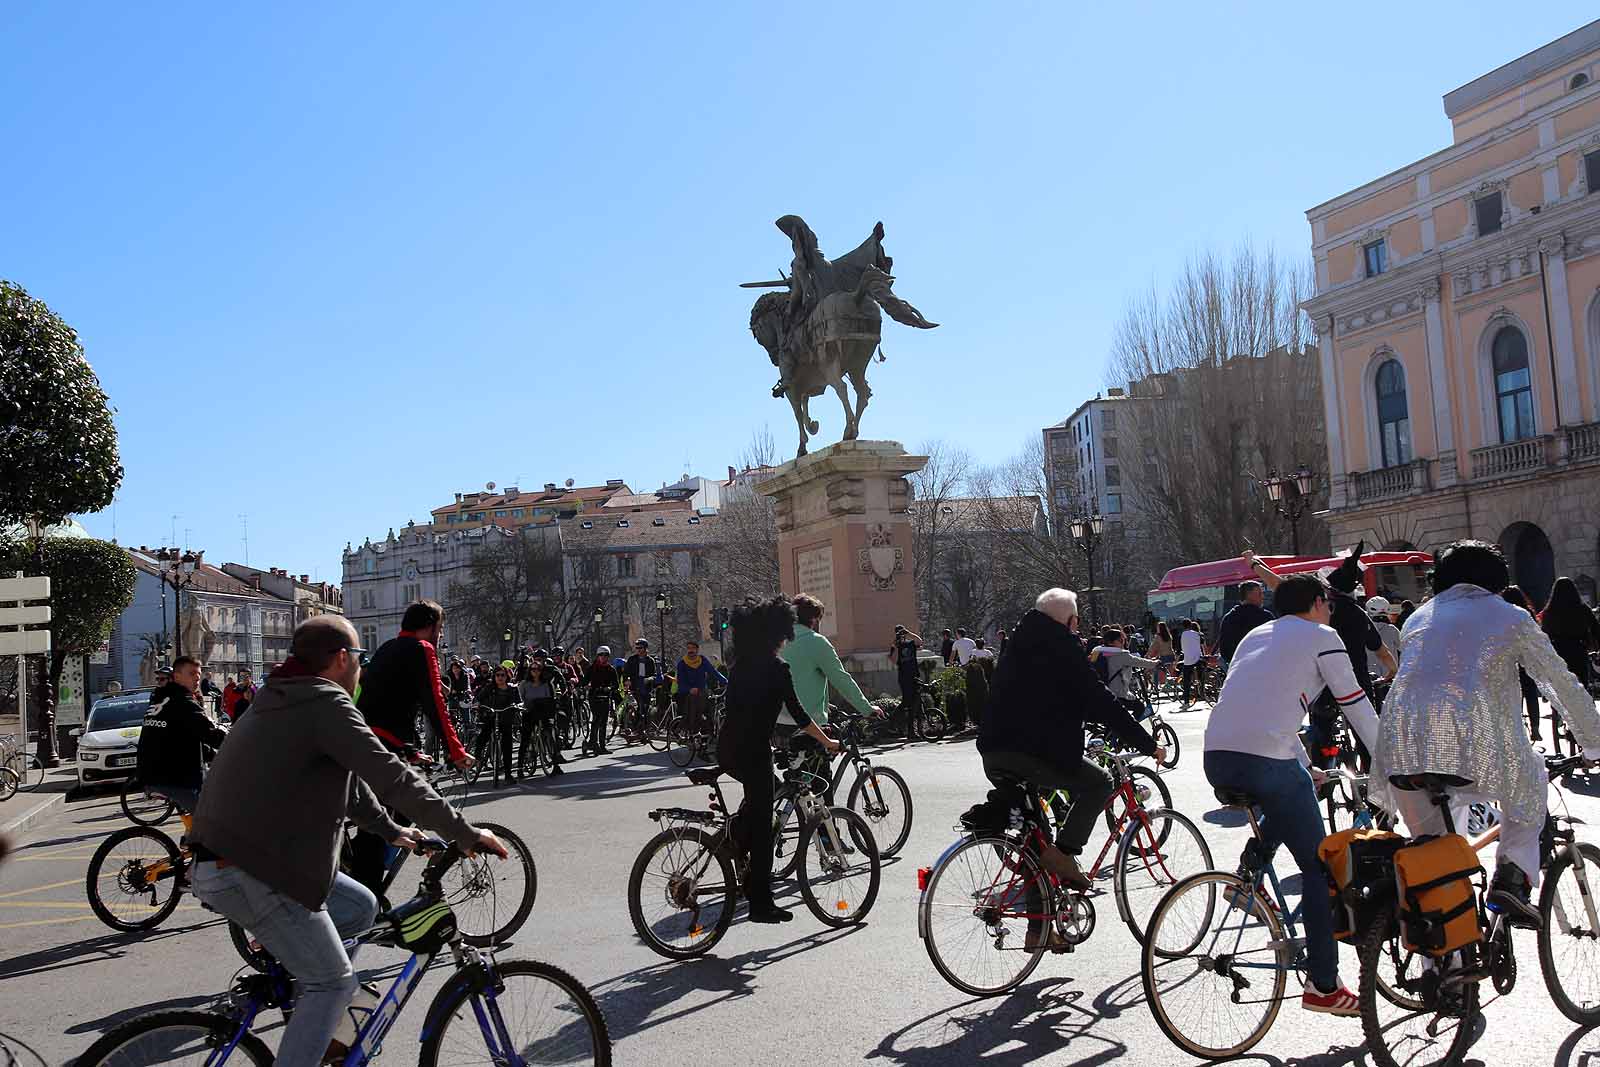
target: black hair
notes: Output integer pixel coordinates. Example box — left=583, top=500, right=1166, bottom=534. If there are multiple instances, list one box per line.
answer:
left=1430, top=539, right=1508, bottom=595
left=401, top=600, right=444, bottom=632
left=730, top=595, right=797, bottom=661
left=1500, top=584, right=1533, bottom=613
left=1542, top=576, right=1591, bottom=636
left=172, top=655, right=201, bottom=672
left=1274, top=573, right=1329, bottom=616
left=1101, top=627, right=1124, bottom=645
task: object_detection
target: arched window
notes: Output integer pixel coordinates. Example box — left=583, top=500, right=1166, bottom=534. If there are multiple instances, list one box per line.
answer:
left=1375, top=358, right=1411, bottom=467
left=1491, top=327, right=1536, bottom=442
left=1572, top=72, right=1591, bottom=91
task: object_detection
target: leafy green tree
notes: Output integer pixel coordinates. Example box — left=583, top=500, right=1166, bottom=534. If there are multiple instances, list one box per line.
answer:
left=0, top=280, right=123, bottom=526
left=0, top=537, right=137, bottom=764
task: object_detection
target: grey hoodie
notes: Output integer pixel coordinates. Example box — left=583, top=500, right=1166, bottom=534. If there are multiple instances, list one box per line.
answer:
left=191, top=673, right=478, bottom=910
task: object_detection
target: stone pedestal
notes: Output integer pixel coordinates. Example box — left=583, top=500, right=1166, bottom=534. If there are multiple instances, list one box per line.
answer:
left=755, top=440, right=928, bottom=697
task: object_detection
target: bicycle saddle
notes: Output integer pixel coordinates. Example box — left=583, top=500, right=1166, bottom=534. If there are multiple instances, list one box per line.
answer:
left=1389, top=772, right=1472, bottom=793
left=685, top=766, right=724, bottom=786
left=1213, top=788, right=1261, bottom=809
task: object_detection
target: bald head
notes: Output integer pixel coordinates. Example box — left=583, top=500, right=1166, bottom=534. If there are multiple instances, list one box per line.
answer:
left=1035, top=588, right=1080, bottom=628
left=292, top=615, right=360, bottom=672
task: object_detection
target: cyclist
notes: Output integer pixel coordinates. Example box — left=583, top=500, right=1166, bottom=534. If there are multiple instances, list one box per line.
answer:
left=785, top=595, right=880, bottom=731
left=1371, top=540, right=1600, bottom=927
left=583, top=646, right=620, bottom=757
left=190, top=616, right=505, bottom=1067
left=980, top=588, right=1163, bottom=892
left=715, top=596, right=841, bottom=924
left=1217, top=575, right=1274, bottom=671
left=623, top=639, right=658, bottom=739
left=474, top=665, right=520, bottom=786
left=517, top=656, right=564, bottom=776
left=136, top=655, right=228, bottom=814
left=674, top=639, right=727, bottom=744
left=1088, top=627, right=1160, bottom=718
left=1203, top=572, right=1378, bottom=1016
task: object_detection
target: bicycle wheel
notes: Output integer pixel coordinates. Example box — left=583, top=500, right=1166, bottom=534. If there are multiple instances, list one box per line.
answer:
left=228, top=920, right=274, bottom=973
left=846, top=765, right=913, bottom=859
left=421, top=821, right=536, bottom=946
left=1107, top=766, right=1173, bottom=844
left=121, top=782, right=177, bottom=827
left=667, top=714, right=696, bottom=768
left=76, top=1010, right=274, bottom=1067
left=770, top=791, right=804, bottom=881
left=1540, top=840, right=1600, bottom=1024
left=920, top=834, right=1050, bottom=996
left=0, top=766, right=17, bottom=802
left=796, top=806, right=880, bottom=927
left=7, top=750, right=43, bottom=790
left=86, top=827, right=186, bottom=932
left=1113, top=807, right=1213, bottom=945
left=418, top=958, right=611, bottom=1067
left=919, top=704, right=948, bottom=742
left=1358, top=903, right=1477, bottom=1067
left=1142, top=870, right=1288, bottom=1059
left=627, top=824, right=736, bottom=959
left=645, top=709, right=670, bottom=752
left=1152, top=721, right=1179, bottom=769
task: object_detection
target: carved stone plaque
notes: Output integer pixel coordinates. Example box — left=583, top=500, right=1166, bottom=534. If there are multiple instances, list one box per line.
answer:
left=795, top=544, right=837, bottom=635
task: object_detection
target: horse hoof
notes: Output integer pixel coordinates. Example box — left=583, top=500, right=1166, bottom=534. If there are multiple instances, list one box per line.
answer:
left=807, top=420, right=819, bottom=434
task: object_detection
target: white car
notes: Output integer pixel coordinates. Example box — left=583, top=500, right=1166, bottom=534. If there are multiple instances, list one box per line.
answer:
left=74, top=689, right=155, bottom=787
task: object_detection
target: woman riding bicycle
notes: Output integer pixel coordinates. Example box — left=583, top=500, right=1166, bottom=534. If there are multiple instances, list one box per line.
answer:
left=517, top=657, right=564, bottom=776
left=475, top=666, right=521, bottom=786
left=715, top=596, right=841, bottom=925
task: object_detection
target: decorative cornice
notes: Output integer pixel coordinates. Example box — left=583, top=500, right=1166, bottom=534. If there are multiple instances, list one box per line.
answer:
left=1335, top=289, right=1427, bottom=338
left=1450, top=244, right=1539, bottom=299
left=1539, top=232, right=1568, bottom=258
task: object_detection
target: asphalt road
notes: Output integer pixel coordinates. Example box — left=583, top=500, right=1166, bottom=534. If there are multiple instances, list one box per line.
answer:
left=4, top=705, right=1600, bottom=1066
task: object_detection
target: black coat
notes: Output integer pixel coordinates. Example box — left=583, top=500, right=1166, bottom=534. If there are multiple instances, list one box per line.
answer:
left=979, top=609, right=1156, bottom=770
left=716, top=655, right=813, bottom=767
left=1218, top=602, right=1273, bottom=661
left=137, top=682, right=228, bottom=790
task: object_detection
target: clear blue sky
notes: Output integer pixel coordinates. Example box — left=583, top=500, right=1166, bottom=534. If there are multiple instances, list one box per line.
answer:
left=4, top=4, right=1593, bottom=582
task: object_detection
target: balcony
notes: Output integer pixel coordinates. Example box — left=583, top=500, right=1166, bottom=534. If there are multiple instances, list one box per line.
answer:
left=1349, top=459, right=1431, bottom=504
left=1470, top=437, right=1550, bottom=480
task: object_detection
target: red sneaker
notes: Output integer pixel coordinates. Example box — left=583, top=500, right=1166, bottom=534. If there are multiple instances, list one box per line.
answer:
left=1302, top=983, right=1359, bottom=1017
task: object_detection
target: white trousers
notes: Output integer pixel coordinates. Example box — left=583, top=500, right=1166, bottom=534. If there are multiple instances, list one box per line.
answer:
left=1391, top=788, right=1543, bottom=889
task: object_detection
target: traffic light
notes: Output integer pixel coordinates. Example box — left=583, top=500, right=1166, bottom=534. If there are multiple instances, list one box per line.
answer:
left=715, top=607, right=730, bottom=632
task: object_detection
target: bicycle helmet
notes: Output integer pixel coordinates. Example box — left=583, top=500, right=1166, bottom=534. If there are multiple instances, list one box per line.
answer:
left=552, top=646, right=566, bottom=656
left=596, top=645, right=612, bottom=657
left=500, top=659, right=517, bottom=671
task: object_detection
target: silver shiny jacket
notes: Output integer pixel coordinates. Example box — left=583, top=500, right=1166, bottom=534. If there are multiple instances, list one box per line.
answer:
left=1372, top=583, right=1600, bottom=826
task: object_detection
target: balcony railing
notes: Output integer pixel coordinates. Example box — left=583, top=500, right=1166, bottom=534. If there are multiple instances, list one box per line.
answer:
left=1349, top=459, right=1431, bottom=504
left=1565, top=421, right=1600, bottom=464
left=1469, top=437, right=1550, bottom=480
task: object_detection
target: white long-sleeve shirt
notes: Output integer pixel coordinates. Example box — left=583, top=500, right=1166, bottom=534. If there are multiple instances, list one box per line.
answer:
left=1204, top=614, right=1378, bottom=766
left=1180, top=629, right=1203, bottom=665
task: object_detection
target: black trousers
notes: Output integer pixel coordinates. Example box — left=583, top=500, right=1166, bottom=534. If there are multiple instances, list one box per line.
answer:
left=1180, top=661, right=1199, bottom=703
left=981, top=750, right=1111, bottom=856
left=899, top=677, right=921, bottom=738
left=475, top=708, right=517, bottom=780
left=720, top=743, right=778, bottom=909
left=587, top=693, right=611, bottom=752
left=518, top=698, right=562, bottom=768
left=1519, top=668, right=1542, bottom=742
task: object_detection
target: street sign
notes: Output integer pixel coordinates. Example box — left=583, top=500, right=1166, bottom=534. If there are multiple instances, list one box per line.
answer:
left=0, top=575, right=51, bottom=600
left=0, top=630, right=51, bottom=655
left=0, top=605, right=52, bottom=626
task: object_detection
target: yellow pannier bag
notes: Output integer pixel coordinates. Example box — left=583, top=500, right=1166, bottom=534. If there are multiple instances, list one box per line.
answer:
left=1393, top=834, right=1482, bottom=957
left=1318, top=827, right=1405, bottom=940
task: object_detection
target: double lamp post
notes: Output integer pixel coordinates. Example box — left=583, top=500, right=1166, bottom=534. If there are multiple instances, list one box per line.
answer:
left=155, top=547, right=203, bottom=661
left=1067, top=515, right=1105, bottom=628
left=1260, top=465, right=1317, bottom=556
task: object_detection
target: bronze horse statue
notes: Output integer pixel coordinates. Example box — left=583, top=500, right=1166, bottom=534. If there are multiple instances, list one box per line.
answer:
left=744, top=217, right=937, bottom=457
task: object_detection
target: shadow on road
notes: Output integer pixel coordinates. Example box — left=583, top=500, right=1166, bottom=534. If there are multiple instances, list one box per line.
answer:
left=1203, top=807, right=1249, bottom=828
left=864, top=975, right=1125, bottom=1067
left=1554, top=1019, right=1600, bottom=1067
left=0, top=916, right=224, bottom=982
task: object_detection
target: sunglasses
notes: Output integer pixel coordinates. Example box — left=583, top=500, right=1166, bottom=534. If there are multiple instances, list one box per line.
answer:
left=344, top=646, right=367, bottom=657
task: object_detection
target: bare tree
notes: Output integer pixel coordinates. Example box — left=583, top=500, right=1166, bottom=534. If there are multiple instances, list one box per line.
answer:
left=447, top=529, right=576, bottom=654
left=908, top=439, right=972, bottom=631
left=1109, top=244, right=1326, bottom=569
left=707, top=428, right=782, bottom=606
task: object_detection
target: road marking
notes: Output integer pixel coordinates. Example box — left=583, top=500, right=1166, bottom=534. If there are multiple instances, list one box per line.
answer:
left=12, top=853, right=97, bottom=861
left=0, top=901, right=93, bottom=910
left=0, top=878, right=84, bottom=899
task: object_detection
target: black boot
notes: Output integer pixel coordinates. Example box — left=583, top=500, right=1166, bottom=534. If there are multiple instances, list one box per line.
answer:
left=1487, top=863, right=1542, bottom=930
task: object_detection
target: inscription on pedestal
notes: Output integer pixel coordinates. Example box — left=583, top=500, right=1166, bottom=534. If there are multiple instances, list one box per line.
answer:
left=795, top=544, right=837, bottom=636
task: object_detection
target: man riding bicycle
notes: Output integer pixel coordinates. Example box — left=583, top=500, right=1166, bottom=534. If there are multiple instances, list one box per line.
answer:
left=1204, top=572, right=1379, bottom=1017
left=136, top=655, right=228, bottom=814
left=1371, top=540, right=1600, bottom=927
left=624, top=639, right=659, bottom=737
left=190, top=616, right=506, bottom=1067
left=674, top=639, right=727, bottom=744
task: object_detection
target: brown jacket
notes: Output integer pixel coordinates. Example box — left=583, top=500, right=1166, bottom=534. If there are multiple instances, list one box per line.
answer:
left=192, top=674, right=477, bottom=910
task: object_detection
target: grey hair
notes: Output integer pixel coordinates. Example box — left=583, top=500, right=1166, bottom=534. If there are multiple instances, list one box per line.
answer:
left=1035, top=588, right=1080, bottom=625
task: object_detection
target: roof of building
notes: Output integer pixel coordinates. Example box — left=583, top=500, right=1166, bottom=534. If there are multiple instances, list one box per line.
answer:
left=562, top=511, right=721, bottom=551
left=601, top=494, right=692, bottom=512
left=1444, top=18, right=1600, bottom=118
left=428, top=482, right=629, bottom=519
left=127, top=547, right=285, bottom=600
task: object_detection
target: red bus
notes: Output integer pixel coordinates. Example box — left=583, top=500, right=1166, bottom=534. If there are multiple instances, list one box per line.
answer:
left=1147, top=550, right=1433, bottom=634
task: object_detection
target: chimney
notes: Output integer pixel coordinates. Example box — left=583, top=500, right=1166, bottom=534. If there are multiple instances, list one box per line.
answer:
left=505, top=486, right=518, bottom=496
left=544, top=482, right=557, bottom=492
left=251, top=575, right=262, bottom=591
left=299, top=574, right=309, bottom=583
left=728, top=466, right=736, bottom=482
left=1108, top=387, right=1126, bottom=397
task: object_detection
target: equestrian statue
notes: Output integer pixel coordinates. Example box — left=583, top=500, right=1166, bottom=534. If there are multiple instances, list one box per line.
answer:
left=743, top=216, right=937, bottom=458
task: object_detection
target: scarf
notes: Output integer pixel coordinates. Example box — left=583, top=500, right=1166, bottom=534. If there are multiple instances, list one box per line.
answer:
left=682, top=653, right=703, bottom=670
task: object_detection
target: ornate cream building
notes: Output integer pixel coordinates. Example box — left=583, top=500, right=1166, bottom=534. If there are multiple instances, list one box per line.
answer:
left=1305, top=19, right=1600, bottom=607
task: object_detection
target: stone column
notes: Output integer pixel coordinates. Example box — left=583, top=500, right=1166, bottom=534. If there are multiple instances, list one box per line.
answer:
left=1311, top=314, right=1348, bottom=509
left=756, top=440, right=928, bottom=696
left=1540, top=233, right=1583, bottom=426
left=1421, top=277, right=1458, bottom=486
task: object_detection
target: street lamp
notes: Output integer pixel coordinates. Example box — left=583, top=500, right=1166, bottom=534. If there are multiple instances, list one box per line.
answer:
left=502, top=628, right=512, bottom=662
left=543, top=618, right=554, bottom=649
left=1261, top=464, right=1318, bottom=556
left=156, top=547, right=203, bottom=659
left=592, top=605, right=605, bottom=651
left=654, top=588, right=673, bottom=654
left=1067, top=516, right=1105, bottom=628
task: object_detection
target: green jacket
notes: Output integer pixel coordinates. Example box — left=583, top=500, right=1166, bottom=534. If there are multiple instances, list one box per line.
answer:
left=783, top=624, right=874, bottom=724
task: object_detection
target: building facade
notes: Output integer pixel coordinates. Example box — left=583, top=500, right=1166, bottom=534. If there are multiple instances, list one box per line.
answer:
left=1043, top=389, right=1146, bottom=524
left=1305, top=19, right=1600, bottom=607
left=221, top=564, right=343, bottom=624
left=428, top=481, right=631, bottom=533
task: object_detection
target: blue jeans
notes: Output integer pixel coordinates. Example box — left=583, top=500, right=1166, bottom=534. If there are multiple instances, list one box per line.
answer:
left=1204, top=749, right=1340, bottom=992
left=147, top=784, right=201, bottom=814
left=192, top=864, right=378, bottom=1067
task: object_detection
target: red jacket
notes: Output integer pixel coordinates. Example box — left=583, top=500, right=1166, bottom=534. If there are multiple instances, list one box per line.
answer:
left=222, top=682, right=256, bottom=721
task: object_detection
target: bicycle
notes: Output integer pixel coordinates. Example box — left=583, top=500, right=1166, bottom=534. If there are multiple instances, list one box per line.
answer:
left=120, top=780, right=179, bottom=827
left=665, top=690, right=723, bottom=768
left=1356, top=755, right=1600, bottom=1067
left=1125, top=670, right=1179, bottom=769
left=771, top=714, right=913, bottom=877
left=626, top=763, right=881, bottom=959
left=917, top=743, right=1211, bottom=997
left=229, top=815, right=537, bottom=971
left=80, top=837, right=611, bottom=1067
left=85, top=811, right=197, bottom=931
left=1, top=733, right=43, bottom=792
